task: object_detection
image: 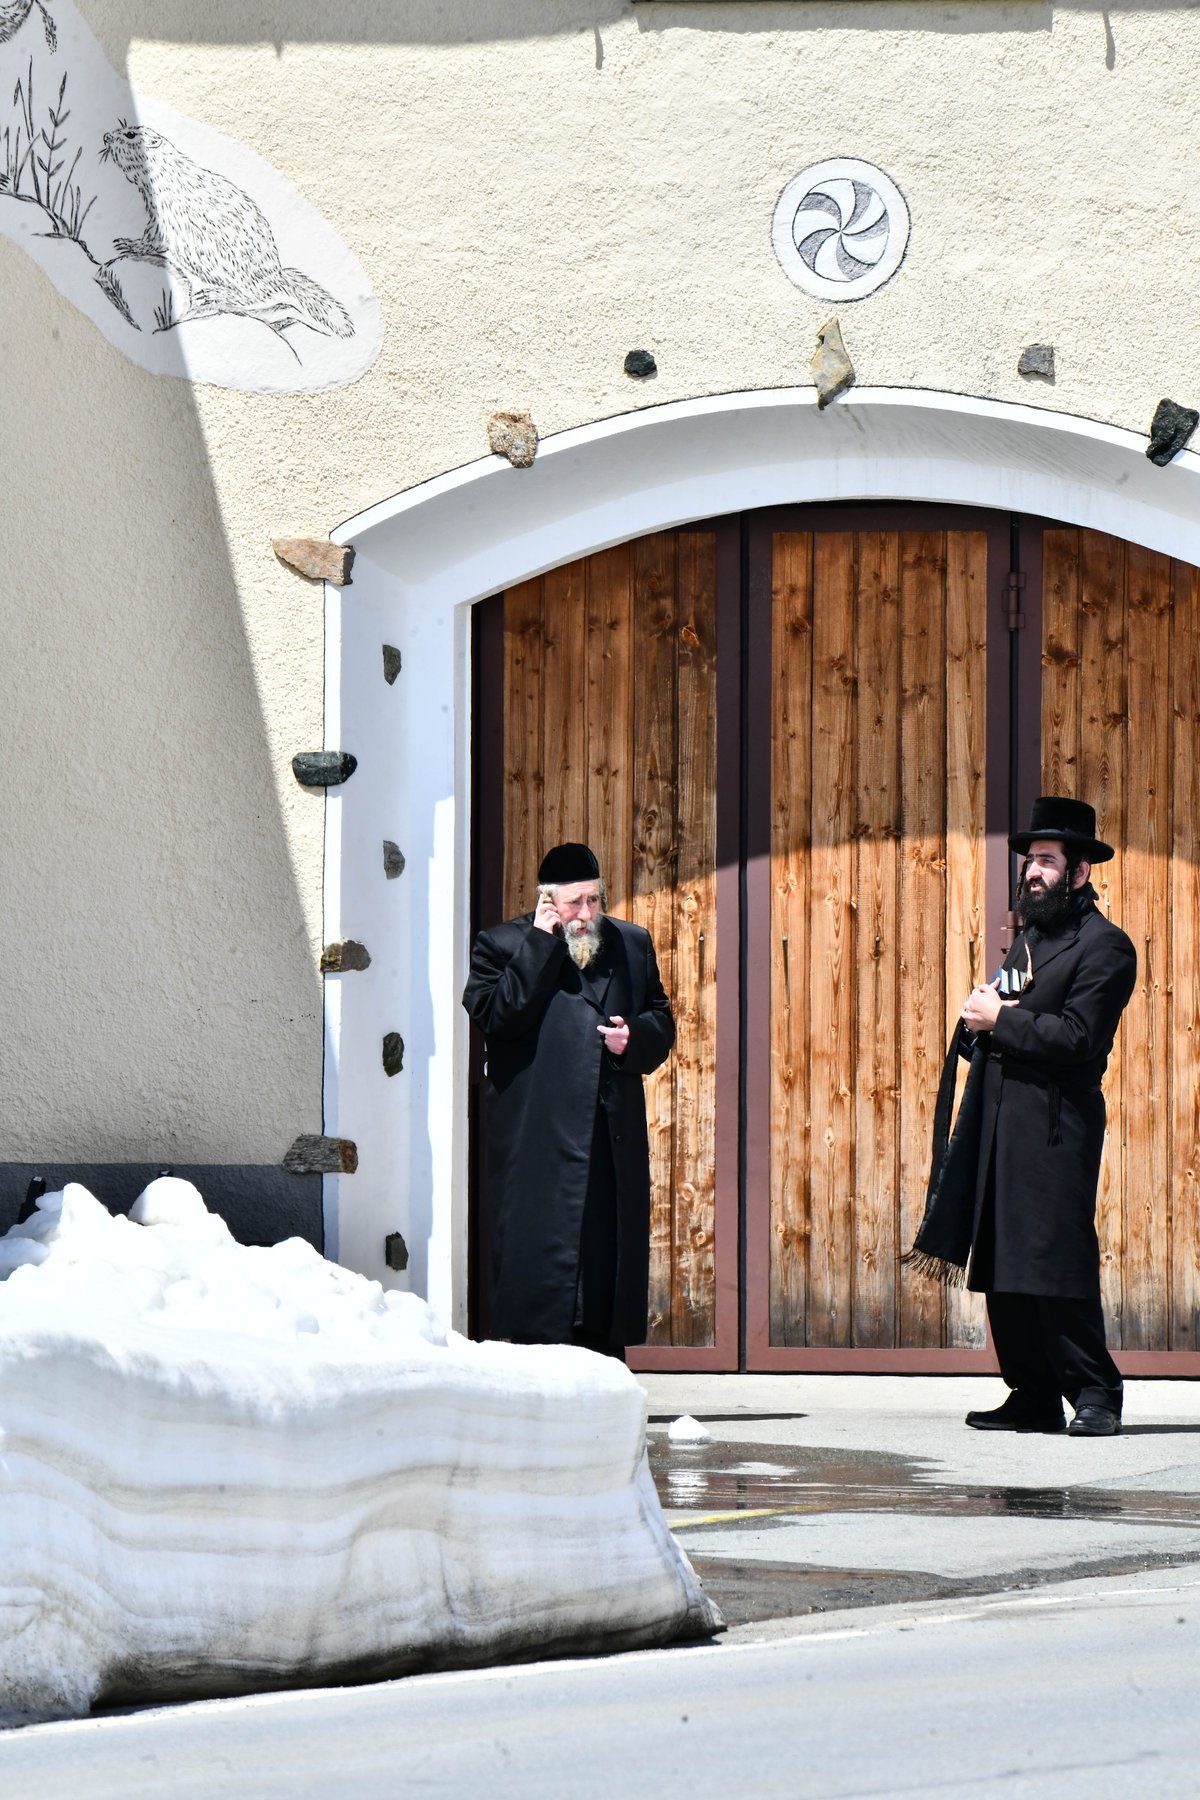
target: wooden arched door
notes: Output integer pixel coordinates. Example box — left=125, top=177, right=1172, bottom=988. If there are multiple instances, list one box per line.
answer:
left=470, top=509, right=1200, bottom=1371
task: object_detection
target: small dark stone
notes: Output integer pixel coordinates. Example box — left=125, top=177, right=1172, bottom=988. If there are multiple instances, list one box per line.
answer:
left=292, top=751, right=358, bottom=787
left=383, top=841, right=406, bottom=880
left=624, top=349, right=657, bottom=379
left=1147, top=398, right=1200, bottom=466
left=16, top=1174, right=46, bottom=1224
left=382, top=1032, right=405, bottom=1077
left=382, top=645, right=402, bottom=685
left=282, top=1135, right=359, bottom=1176
left=320, top=939, right=372, bottom=973
left=384, top=1231, right=409, bottom=1272
left=1017, top=343, right=1055, bottom=379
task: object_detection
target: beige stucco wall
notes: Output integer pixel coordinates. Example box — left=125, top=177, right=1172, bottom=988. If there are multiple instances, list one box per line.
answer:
left=2, top=1, right=1197, bottom=1166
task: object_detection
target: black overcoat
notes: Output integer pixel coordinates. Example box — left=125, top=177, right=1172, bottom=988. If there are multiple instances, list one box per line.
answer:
left=462, top=914, right=675, bottom=1344
left=967, top=897, right=1137, bottom=1298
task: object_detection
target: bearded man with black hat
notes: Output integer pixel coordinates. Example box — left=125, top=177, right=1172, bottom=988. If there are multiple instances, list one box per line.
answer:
left=933, top=796, right=1137, bottom=1437
left=463, top=842, right=675, bottom=1358
left=911, top=797, right=1137, bottom=1433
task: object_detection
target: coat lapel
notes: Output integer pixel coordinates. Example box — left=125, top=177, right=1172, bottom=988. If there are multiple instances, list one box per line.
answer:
left=1027, top=912, right=1085, bottom=977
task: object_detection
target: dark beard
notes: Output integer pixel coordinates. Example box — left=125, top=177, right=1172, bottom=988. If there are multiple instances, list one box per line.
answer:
left=1016, top=872, right=1075, bottom=932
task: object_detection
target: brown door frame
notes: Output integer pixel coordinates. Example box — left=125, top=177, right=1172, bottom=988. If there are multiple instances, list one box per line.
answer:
left=471, top=507, right=1200, bottom=1375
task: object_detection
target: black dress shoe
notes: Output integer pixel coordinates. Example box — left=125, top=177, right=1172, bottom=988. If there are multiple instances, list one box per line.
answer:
left=965, top=1393, right=1066, bottom=1433
left=1068, top=1404, right=1122, bottom=1437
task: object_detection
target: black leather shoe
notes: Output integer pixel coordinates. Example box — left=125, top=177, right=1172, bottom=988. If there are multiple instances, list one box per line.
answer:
left=1068, top=1404, right=1122, bottom=1437
left=965, top=1393, right=1066, bottom=1433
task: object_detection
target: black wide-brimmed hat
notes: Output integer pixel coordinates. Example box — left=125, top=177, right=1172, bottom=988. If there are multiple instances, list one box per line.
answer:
left=537, top=841, right=600, bottom=883
left=1009, top=795, right=1114, bottom=863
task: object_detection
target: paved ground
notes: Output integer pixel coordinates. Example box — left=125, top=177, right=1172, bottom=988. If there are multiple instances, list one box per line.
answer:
left=637, top=1374, right=1200, bottom=1631
left=10, top=1568, right=1200, bottom=1798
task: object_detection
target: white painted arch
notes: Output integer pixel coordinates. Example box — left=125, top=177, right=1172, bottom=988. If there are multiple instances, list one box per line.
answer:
left=322, top=387, right=1200, bottom=1324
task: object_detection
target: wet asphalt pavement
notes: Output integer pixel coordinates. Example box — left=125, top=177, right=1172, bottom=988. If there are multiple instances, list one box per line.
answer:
left=638, top=1374, right=1200, bottom=1634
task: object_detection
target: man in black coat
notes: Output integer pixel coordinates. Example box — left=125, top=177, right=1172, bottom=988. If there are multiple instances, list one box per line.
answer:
left=463, top=842, right=675, bottom=1358
left=960, top=797, right=1137, bottom=1438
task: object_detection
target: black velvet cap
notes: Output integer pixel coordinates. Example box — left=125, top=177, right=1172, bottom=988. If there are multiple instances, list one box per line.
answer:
left=537, top=842, right=600, bottom=883
left=1009, top=795, right=1114, bottom=863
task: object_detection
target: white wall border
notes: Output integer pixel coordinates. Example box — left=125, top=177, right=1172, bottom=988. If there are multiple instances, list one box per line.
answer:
left=322, top=386, right=1200, bottom=1324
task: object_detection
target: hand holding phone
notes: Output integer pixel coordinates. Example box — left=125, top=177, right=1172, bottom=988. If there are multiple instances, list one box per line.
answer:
left=534, top=885, right=563, bottom=936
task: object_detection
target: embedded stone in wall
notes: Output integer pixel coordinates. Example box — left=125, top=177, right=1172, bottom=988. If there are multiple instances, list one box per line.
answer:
left=384, top=1232, right=409, bottom=1273
left=811, top=317, right=855, bottom=409
left=292, top=751, right=357, bottom=787
left=1147, top=398, right=1199, bottom=466
left=382, top=645, right=402, bottom=685
left=772, top=157, right=910, bottom=302
left=488, top=411, right=538, bottom=468
left=1018, top=344, right=1055, bottom=379
left=320, top=940, right=371, bottom=973
left=624, top=349, right=657, bottom=379
left=383, top=841, right=406, bottom=880
left=382, top=1033, right=405, bottom=1078
left=273, top=538, right=355, bottom=585
left=282, top=1136, right=359, bottom=1176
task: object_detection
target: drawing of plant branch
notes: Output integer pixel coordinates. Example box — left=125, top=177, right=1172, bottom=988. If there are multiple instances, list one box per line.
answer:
left=0, top=56, right=137, bottom=327
left=153, top=284, right=176, bottom=333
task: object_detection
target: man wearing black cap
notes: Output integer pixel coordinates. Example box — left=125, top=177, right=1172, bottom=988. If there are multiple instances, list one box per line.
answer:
left=958, top=797, right=1137, bottom=1437
left=463, top=842, right=675, bottom=1358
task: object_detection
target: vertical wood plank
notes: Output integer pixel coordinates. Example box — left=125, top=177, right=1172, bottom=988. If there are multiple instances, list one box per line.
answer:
left=769, top=532, right=813, bottom=1345
left=944, top=531, right=989, bottom=1350
left=1122, top=542, right=1172, bottom=1349
left=898, top=530, right=947, bottom=1348
left=586, top=543, right=635, bottom=914
left=1079, top=528, right=1127, bottom=1341
left=542, top=559, right=589, bottom=852
left=1042, top=530, right=1082, bottom=798
left=673, top=532, right=719, bottom=1345
left=852, top=531, right=900, bottom=1348
left=631, top=532, right=678, bottom=1347
left=807, top=532, right=857, bottom=1348
left=502, top=576, right=544, bottom=918
left=1172, top=560, right=1200, bottom=1350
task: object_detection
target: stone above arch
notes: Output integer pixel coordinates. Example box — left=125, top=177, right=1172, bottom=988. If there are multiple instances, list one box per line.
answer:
left=336, top=387, right=1200, bottom=598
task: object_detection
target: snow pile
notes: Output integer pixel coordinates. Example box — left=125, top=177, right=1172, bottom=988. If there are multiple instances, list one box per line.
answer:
left=0, top=1181, right=721, bottom=1718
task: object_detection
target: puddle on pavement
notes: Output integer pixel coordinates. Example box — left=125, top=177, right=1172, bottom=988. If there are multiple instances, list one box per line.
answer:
left=648, top=1434, right=1200, bottom=1626
left=647, top=1434, right=1200, bottom=1529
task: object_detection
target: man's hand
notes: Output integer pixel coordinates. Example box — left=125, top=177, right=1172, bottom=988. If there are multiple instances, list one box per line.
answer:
left=598, top=1014, right=630, bottom=1057
left=962, top=978, right=1017, bottom=1033
left=534, top=889, right=562, bottom=936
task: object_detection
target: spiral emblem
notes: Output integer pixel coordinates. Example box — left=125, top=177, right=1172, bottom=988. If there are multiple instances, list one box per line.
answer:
left=772, top=158, right=910, bottom=302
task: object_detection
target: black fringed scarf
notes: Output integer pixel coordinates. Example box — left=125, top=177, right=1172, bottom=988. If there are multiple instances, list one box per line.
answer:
left=903, top=1030, right=987, bottom=1287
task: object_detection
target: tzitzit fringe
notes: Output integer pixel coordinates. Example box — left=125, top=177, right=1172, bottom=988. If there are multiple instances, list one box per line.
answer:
left=900, top=1249, right=968, bottom=1288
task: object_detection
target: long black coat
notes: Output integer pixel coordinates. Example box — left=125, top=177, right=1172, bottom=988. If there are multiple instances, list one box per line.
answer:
left=463, top=914, right=675, bottom=1344
left=967, top=896, right=1137, bottom=1298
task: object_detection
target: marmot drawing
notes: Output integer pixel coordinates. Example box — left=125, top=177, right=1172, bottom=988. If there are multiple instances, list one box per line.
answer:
left=100, top=122, right=354, bottom=345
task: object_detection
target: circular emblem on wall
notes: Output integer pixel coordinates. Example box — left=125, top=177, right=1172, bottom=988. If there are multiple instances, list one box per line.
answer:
left=772, top=158, right=910, bottom=302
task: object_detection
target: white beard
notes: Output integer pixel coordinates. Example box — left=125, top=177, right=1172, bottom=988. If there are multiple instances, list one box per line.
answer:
left=566, top=918, right=603, bottom=968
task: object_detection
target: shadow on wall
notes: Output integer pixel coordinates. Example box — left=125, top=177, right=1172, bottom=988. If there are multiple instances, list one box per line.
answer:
left=74, top=0, right=1079, bottom=56
left=0, top=246, right=322, bottom=1218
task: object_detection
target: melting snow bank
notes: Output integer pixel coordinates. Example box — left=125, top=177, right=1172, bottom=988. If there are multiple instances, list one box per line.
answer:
left=0, top=1180, right=721, bottom=1720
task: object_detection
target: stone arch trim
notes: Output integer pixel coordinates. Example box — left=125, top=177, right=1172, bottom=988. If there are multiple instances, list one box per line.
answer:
left=336, top=387, right=1200, bottom=604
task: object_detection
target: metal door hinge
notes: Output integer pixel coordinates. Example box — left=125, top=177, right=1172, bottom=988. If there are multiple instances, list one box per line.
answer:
left=1005, top=570, right=1027, bottom=632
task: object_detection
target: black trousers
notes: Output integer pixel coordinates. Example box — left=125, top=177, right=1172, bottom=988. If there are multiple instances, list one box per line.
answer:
left=987, top=1290, right=1122, bottom=1412
left=571, top=1109, right=626, bottom=1361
